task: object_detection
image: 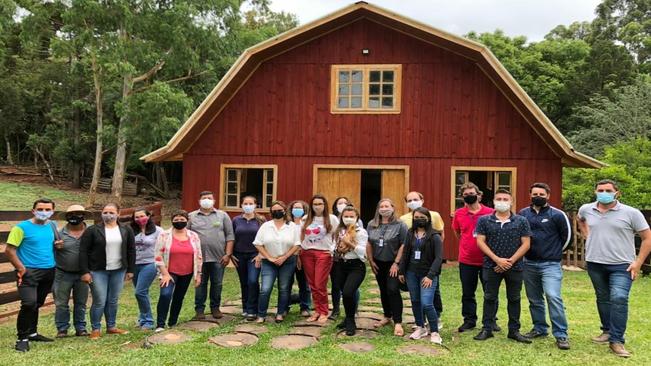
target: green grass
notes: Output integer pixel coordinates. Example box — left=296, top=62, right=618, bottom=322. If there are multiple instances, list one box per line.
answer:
left=0, top=182, right=88, bottom=211
left=0, top=267, right=649, bottom=365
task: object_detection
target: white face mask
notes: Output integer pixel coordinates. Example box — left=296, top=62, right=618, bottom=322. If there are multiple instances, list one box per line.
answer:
left=494, top=201, right=511, bottom=213
left=379, top=208, right=394, bottom=218
left=406, top=200, right=422, bottom=211
left=242, top=204, right=255, bottom=214
left=342, top=217, right=357, bottom=226
left=337, top=203, right=348, bottom=213
left=200, top=199, right=214, bottom=210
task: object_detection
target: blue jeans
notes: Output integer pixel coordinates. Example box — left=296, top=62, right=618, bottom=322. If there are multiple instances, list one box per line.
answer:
left=524, top=260, right=568, bottom=339
left=195, top=262, right=225, bottom=312
left=406, top=271, right=439, bottom=332
left=258, top=256, right=296, bottom=318
left=234, top=251, right=260, bottom=315
left=53, top=269, right=89, bottom=332
left=89, top=269, right=126, bottom=331
left=133, top=263, right=158, bottom=328
left=587, top=262, right=633, bottom=344
left=157, top=272, right=193, bottom=328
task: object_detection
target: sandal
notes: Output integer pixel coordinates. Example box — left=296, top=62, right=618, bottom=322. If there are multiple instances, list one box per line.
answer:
left=394, top=323, right=404, bottom=337
left=317, top=314, right=329, bottom=324
left=306, top=314, right=319, bottom=322
left=275, top=315, right=284, bottom=323
left=374, top=317, right=392, bottom=328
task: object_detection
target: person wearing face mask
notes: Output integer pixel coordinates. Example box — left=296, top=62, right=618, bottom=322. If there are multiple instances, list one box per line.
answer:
left=6, top=198, right=58, bottom=352
left=188, top=191, right=234, bottom=320
left=129, top=208, right=163, bottom=331
left=331, top=206, right=368, bottom=335
left=79, top=203, right=136, bottom=340
left=452, top=183, right=499, bottom=333
left=577, top=179, right=651, bottom=358
left=154, top=210, right=203, bottom=332
left=232, top=196, right=265, bottom=321
left=53, top=205, right=92, bottom=338
left=518, top=183, right=571, bottom=350
left=253, top=201, right=301, bottom=323
left=288, top=200, right=312, bottom=317
left=366, top=198, right=408, bottom=337
left=398, top=207, right=443, bottom=344
left=473, top=189, right=532, bottom=344
left=300, top=194, right=339, bottom=324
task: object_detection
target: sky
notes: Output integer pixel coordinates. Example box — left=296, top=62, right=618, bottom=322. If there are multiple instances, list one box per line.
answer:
left=268, top=0, right=603, bottom=42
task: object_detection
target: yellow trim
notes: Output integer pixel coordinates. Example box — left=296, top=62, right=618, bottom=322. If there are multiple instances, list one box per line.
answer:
left=450, top=166, right=517, bottom=215
left=330, top=64, right=402, bottom=114
left=219, top=164, right=278, bottom=210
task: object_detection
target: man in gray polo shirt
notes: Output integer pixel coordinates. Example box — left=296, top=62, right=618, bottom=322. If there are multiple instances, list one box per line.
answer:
left=578, top=179, right=651, bottom=358
left=189, top=191, right=234, bottom=319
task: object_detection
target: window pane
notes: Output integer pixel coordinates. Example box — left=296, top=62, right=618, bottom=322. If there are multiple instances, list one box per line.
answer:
left=227, top=182, right=237, bottom=194
left=351, top=97, right=362, bottom=108
left=382, top=70, right=394, bottom=82
left=265, top=169, right=273, bottom=183
left=456, top=172, right=467, bottom=184
left=338, top=97, right=349, bottom=108
left=381, top=97, right=393, bottom=108
left=338, top=84, right=349, bottom=96
left=351, top=70, right=363, bottom=82
left=382, top=84, right=393, bottom=96
left=369, top=84, right=380, bottom=95
left=368, top=97, right=380, bottom=108
left=498, top=172, right=511, bottom=186
left=370, top=71, right=381, bottom=82
left=227, top=195, right=237, bottom=207
left=265, top=195, right=272, bottom=208
left=339, top=71, right=349, bottom=83
left=351, top=83, right=362, bottom=95
left=227, top=169, right=237, bottom=181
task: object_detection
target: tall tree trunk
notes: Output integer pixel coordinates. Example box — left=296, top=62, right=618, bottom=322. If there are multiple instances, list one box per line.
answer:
left=87, top=53, right=103, bottom=207
left=111, top=71, right=132, bottom=203
left=71, top=87, right=82, bottom=188
left=156, top=162, right=169, bottom=197
left=4, top=134, right=14, bottom=165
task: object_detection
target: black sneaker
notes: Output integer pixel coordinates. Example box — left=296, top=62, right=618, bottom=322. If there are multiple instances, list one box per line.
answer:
left=28, top=334, right=54, bottom=342
left=457, top=322, right=476, bottom=333
left=345, top=318, right=356, bottom=336
left=15, top=340, right=29, bottom=352
left=328, top=311, right=340, bottom=320
left=556, top=338, right=570, bottom=350
left=491, top=323, right=502, bottom=332
left=508, top=331, right=533, bottom=344
left=523, top=329, right=548, bottom=339
left=473, top=329, right=494, bottom=341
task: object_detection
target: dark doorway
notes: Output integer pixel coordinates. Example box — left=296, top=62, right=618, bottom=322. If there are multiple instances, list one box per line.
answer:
left=360, top=170, right=381, bottom=227
left=468, top=171, right=494, bottom=208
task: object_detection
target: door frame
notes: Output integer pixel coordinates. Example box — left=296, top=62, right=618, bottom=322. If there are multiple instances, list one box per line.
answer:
left=312, top=164, right=410, bottom=199
left=449, top=166, right=517, bottom=215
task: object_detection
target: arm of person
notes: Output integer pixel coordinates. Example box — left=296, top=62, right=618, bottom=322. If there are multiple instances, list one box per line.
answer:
left=354, top=229, right=368, bottom=260
left=154, top=232, right=172, bottom=286
left=398, top=240, right=409, bottom=276
left=221, top=213, right=235, bottom=266
left=426, top=234, right=443, bottom=280
left=390, top=244, right=404, bottom=277
left=509, top=235, right=531, bottom=264
left=553, top=209, right=573, bottom=251
left=255, top=245, right=276, bottom=262
left=451, top=213, right=461, bottom=240
left=431, top=211, right=445, bottom=241
left=366, top=239, right=378, bottom=274
left=576, top=205, right=589, bottom=238
left=125, top=226, right=136, bottom=280
left=79, top=226, right=93, bottom=282
left=627, top=209, right=651, bottom=279
left=476, top=234, right=510, bottom=270
left=5, top=226, right=26, bottom=277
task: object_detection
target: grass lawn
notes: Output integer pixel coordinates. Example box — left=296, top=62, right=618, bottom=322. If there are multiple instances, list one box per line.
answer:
left=0, top=181, right=89, bottom=211
left=0, top=266, right=649, bottom=365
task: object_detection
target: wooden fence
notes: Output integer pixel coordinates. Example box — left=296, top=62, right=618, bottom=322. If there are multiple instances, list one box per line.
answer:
left=0, top=202, right=162, bottom=316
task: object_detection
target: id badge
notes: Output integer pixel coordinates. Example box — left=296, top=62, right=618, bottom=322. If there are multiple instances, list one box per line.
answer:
left=378, top=238, right=384, bottom=247
left=414, top=251, right=421, bottom=260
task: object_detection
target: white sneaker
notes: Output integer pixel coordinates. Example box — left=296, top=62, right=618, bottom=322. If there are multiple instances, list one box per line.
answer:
left=409, top=327, right=429, bottom=340
left=154, top=327, right=165, bottom=333
left=430, top=332, right=442, bottom=345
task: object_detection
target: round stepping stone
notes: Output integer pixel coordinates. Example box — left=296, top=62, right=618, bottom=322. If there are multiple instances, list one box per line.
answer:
left=357, top=312, right=382, bottom=320
left=147, top=330, right=190, bottom=345
left=288, top=326, right=323, bottom=338
left=216, top=314, right=236, bottom=324
left=222, top=300, right=241, bottom=306
left=271, top=335, right=317, bottom=350
left=209, top=333, right=259, bottom=348
left=357, top=305, right=383, bottom=312
left=219, top=306, right=241, bottom=315
left=339, top=342, right=375, bottom=353
left=234, top=324, right=269, bottom=335
left=397, top=344, right=443, bottom=356
left=354, top=317, right=377, bottom=330
left=179, top=321, right=220, bottom=332
left=337, top=329, right=379, bottom=339
left=294, top=319, right=329, bottom=327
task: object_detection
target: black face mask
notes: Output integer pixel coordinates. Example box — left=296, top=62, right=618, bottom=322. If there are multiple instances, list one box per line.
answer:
left=463, top=195, right=478, bottom=204
left=66, top=215, right=84, bottom=225
left=271, top=210, right=286, bottom=220
left=413, top=218, right=429, bottom=228
left=532, top=196, right=548, bottom=207
left=172, top=221, right=188, bottom=230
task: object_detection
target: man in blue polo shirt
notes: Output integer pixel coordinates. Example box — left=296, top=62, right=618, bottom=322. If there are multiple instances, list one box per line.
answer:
left=5, top=198, right=60, bottom=352
left=519, top=182, right=571, bottom=350
left=473, top=189, right=532, bottom=343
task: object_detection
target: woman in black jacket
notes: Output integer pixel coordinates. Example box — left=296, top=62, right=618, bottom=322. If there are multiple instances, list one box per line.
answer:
left=399, top=207, right=443, bottom=345
left=79, top=203, right=135, bottom=339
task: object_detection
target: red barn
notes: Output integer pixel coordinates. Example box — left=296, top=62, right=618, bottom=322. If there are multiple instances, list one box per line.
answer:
left=142, top=2, right=602, bottom=260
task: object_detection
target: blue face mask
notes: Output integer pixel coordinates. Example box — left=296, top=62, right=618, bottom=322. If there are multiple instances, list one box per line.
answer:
left=596, top=192, right=616, bottom=204
left=291, top=208, right=304, bottom=219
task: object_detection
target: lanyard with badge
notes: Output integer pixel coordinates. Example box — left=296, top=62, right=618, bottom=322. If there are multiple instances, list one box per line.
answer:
left=414, top=235, right=423, bottom=260
left=378, top=225, right=388, bottom=247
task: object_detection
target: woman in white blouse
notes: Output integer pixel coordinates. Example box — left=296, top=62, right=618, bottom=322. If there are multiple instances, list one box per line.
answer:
left=331, top=206, right=368, bottom=336
left=253, top=201, right=301, bottom=323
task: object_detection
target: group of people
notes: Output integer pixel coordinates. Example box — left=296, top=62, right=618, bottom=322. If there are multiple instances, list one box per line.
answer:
left=5, top=179, right=650, bottom=358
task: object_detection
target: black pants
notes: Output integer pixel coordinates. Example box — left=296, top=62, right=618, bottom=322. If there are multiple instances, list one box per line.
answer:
left=375, top=260, right=403, bottom=323
left=157, top=272, right=193, bottom=328
left=17, top=268, right=55, bottom=339
left=482, top=268, right=523, bottom=332
left=460, top=262, right=497, bottom=325
left=332, top=259, right=366, bottom=319
left=434, top=278, right=443, bottom=315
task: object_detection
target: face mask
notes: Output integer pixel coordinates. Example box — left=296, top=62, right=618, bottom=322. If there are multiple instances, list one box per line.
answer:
left=200, top=199, right=214, bottom=210
left=66, top=215, right=84, bottom=225
left=291, top=208, right=304, bottom=218
left=271, top=210, right=286, bottom=220
left=102, top=213, right=118, bottom=223
left=494, top=201, right=511, bottom=213
left=531, top=196, right=547, bottom=207
left=242, top=204, right=256, bottom=214
left=413, top=218, right=429, bottom=228
left=172, top=221, right=187, bottom=230
left=463, top=195, right=478, bottom=204
left=34, top=210, right=54, bottom=221
left=596, top=192, right=616, bottom=204
left=379, top=208, right=393, bottom=218
left=406, top=200, right=423, bottom=210
left=342, top=217, right=357, bottom=226
left=336, top=203, right=348, bottom=213
left=313, top=205, right=324, bottom=215
left=135, top=217, right=149, bottom=227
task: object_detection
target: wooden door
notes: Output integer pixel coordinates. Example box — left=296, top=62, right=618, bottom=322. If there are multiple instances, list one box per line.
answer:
left=381, top=170, right=407, bottom=216
left=315, top=168, right=361, bottom=210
